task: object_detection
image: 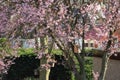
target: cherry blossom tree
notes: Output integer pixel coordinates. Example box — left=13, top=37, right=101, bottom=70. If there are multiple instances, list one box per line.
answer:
left=0, top=0, right=120, bottom=80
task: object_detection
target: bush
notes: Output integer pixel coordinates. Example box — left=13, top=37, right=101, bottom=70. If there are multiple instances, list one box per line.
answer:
left=4, top=55, right=40, bottom=80
left=4, top=54, right=71, bottom=80
left=85, top=49, right=93, bottom=56
left=85, top=57, right=93, bottom=80
left=3, top=48, right=93, bottom=80
left=0, top=38, right=12, bottom=57
left=18, top=48, right=35, bottom=56
left=49, top=55, right=71, bottom=80
left=51, top=49, right=63, bottom=55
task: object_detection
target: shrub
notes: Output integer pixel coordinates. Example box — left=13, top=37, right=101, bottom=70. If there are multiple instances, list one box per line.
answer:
left=4, top=55, right=40, bottom=80
left=85, top=57, right=93, bottom=80
left=18, top=48, right=35, bottom=56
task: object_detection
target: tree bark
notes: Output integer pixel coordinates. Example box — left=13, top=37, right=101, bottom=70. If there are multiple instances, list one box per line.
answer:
left=98, top=53, right=109, bottom=80
left=80, top=22, right=86, bottom=80
left=39, top=56, right=50, bottom=80
left=48, top=38, right=54, bottom=54
left=39, top=37, right=50, bottom=80
left=99, top=30, right=113, bottom=80
left=50, top=33, right=82, bottom=80
left=66, top=53, right=81, bottom=80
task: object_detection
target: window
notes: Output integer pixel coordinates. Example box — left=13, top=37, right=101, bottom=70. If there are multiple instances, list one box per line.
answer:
left=85, top=43, right=88, bottom=47
left=90, top=43, right=93, bottom=47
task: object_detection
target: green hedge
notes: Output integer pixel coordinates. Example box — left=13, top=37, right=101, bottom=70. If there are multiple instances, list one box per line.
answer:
left=4, top=48, right=93, bottom=80
left=18, top=48, right=35, bottom=56
left=4, top=55, right=40, bottom=80
left=85, top=57, right=93, bottom=80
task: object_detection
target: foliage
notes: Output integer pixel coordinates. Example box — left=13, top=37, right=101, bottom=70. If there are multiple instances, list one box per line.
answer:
left=49, top=55, right=71, bottom=80
left=71, top=57, right=93, bottom=80
left=51, top=49, right=63, bottom=55
left=0, top=38, right=7, bottom=51
left=17, top=48, right=63, bottom=56
left=0, top=38, right=13, bottom=75
left=0, top=38, right=11, bottom=56
left=85, top=57, right=93, bottom=80
left=4, top=54, right=72, bottom=80
left=18, top=48, right=35, bottom=56
left=4, top=55, right=40, bottom=80
left=0, top=0, right=120, bottom=80
left=0, top=38, right=7, bottom=46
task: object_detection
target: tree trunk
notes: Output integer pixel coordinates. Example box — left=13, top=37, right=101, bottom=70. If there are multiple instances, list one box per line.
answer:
left=48, top=38, right=54, bottom=54
left=98, top=53, right=109, bottom=80
left=39, top=37, right=50, bottom=80
left=99, top=30, right=112, bottom=80
left=67, top=50, right=82, bottom=80
left=50, top=32, right=87, bottom=80
left=80, top=23, right=86, bottom=80
left=39, top=56, right=50, bottom=80
left=74, top=53, right=86, bottom=80
left=67, top=56, right=81, bottom=80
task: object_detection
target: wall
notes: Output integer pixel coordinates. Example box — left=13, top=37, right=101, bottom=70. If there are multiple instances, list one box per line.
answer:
left=93, top=57, right=120, bottom=80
